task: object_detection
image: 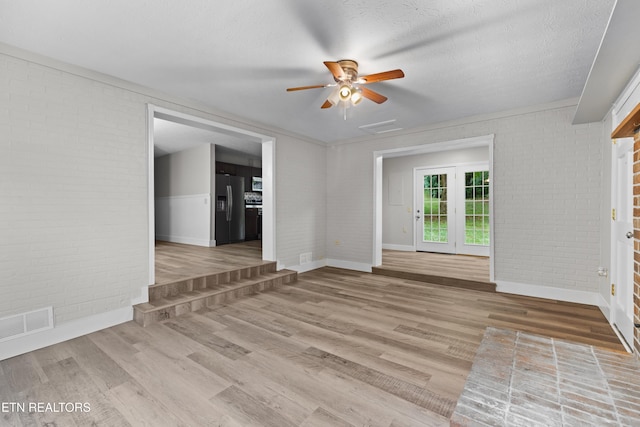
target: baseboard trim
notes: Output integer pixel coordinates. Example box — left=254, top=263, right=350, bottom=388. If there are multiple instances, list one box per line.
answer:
left=285, top=258, right=374, bottom=273
left=597, top=293, right=611, bottom=322
left=381, top=244, right=415, bottom=251
left=326, top=259, right=373, bottom=273
left=156, top=235, right=212, bottom=247
left=130, top=285, right=149, bottom=305
left=496, top=280, right=600, bottom=306
left=289, top=259, right=327, bottom=273
left=0, top=306, right=132, bottom=361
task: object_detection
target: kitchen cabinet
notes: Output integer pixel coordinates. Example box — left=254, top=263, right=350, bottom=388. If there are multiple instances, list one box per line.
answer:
left=215, top=162, right=261, bottom=193
left=241, top=166, right=261, bottom=192
left=245, top=207, right=261, bottom=241
left=215, top=161, right=237, bottom=176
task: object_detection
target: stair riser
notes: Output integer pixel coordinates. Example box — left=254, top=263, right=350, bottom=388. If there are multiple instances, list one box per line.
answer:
left=149, top=262, right=277, bottom=301
left=135, top=272, right=297, bottom=327
left=371, top=267, right=496, bottom=293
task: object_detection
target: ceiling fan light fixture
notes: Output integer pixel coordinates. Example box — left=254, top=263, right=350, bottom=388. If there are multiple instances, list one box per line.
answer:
left=338, top=84, right=352, bottom=101
left=327, top=88, right=340, bottom=105
left=351, top=88, right=363, bottom=105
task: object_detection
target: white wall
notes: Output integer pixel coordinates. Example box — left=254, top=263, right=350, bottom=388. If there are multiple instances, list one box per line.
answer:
left=155, top=144, right=212, bottom=197
left=155, top=194, right=211, bottom=246
left=327, top=100, right=605, bottom=302
left=154, top=144, right=215, bottom=247
left=382, top=147, right=489, bottom=248
left=276, top=135, right=326, bottom=271
left=154, top=145, right=213, bottom=246
left=0, top=52, right=149, bottom=327
left=0, top=44, right=326, bottom=359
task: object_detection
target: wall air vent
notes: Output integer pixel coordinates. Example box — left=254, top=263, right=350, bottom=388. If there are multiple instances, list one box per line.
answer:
left=0, top=307, right=53, bottom=343
left=359, top=119, right=403, bottom=135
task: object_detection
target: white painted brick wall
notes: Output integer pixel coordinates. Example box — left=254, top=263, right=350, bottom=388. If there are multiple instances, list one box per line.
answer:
left=275, top=135, right=326, bottom=268
left=326, top=145, right=375, bottom=262
left=327, top=102, right=604, bottom=293
left=1, top=54, right=149, bottom=324
left=493, top=108, right=602, bottom=291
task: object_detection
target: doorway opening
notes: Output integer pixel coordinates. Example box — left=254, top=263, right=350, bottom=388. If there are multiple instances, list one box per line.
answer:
left=373, top=134, right=495, bottom=282
left=145, top=105, right=276, bottom=289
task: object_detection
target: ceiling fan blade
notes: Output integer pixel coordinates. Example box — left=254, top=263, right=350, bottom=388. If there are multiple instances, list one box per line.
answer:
left=286, top=84, right=328, bottom=91
left=360, top=87, right=388, bottom=104
left=324, top=61, right=346, bottom=80
left=321, top=99, right=333, bottom=109
left=359, top=69, right=405, bottom=84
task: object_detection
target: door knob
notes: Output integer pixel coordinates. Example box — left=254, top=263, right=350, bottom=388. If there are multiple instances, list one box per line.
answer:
left=626, top=231, right=634, bottom=239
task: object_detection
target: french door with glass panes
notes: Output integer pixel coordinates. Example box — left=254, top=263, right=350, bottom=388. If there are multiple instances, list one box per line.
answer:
left=415, top=165, right=489, bottom=256
left=457, top=165, right=490, bottom=256
left=415, top=167, right=456, bottom=253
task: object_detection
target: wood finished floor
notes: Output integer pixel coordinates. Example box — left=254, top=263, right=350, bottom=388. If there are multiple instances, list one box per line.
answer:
left=380, top=249, right=490, bottom=283
left=0, top=266, right=625, bottom=426
left=155, top=240, right=265, bottom=285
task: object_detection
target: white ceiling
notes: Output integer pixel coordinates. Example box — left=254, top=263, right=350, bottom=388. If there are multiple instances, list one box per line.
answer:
left=0, top=0, right=618, bottom=144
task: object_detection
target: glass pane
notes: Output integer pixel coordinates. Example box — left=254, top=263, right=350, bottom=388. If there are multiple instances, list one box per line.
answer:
left=465, top=201, right=473, bottom=215
left=423, top=171, right=448, bottom=243
left=464, top=170, right=490, bottom=246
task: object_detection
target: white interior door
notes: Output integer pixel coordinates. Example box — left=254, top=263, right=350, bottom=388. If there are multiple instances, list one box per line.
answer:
left=612, top=138, right=634, bottom=348
left=415, top=167, right=456, bottom=253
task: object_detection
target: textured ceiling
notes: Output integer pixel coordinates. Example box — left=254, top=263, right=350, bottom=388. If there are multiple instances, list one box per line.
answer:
left=0, top=0, right=616, bottom=144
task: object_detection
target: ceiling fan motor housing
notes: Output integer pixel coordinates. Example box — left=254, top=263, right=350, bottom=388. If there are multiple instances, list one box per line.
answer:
left=336, top=59, right=359, bottom=83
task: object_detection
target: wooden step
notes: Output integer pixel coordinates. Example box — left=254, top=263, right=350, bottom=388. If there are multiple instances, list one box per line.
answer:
left=148, top=261, right=278, bottom=302
left=371, top=266, right=496, bottom=293
left=133, top=268, right=297, bottom=327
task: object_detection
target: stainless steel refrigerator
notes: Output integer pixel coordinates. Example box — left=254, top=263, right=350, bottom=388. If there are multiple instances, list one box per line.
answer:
left=215, top=174, right=245, bottom=245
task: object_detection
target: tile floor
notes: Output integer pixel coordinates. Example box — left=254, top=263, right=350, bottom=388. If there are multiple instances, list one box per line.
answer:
left=451, top=328, right=640, bottom=426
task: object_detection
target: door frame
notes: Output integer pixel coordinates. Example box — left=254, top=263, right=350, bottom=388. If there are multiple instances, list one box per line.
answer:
left=145, top=104, right=276, bottom=294
left=373, top=134, right=495, bottom=281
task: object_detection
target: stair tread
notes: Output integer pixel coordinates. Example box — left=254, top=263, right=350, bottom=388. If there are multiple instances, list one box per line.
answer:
left=135, top=270, right=297, bottom=313
left=149, top=261, right=278, bottom=289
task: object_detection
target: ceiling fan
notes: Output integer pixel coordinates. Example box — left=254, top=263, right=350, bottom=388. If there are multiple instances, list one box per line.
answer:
left=286, top=60, right=404, bottom=109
